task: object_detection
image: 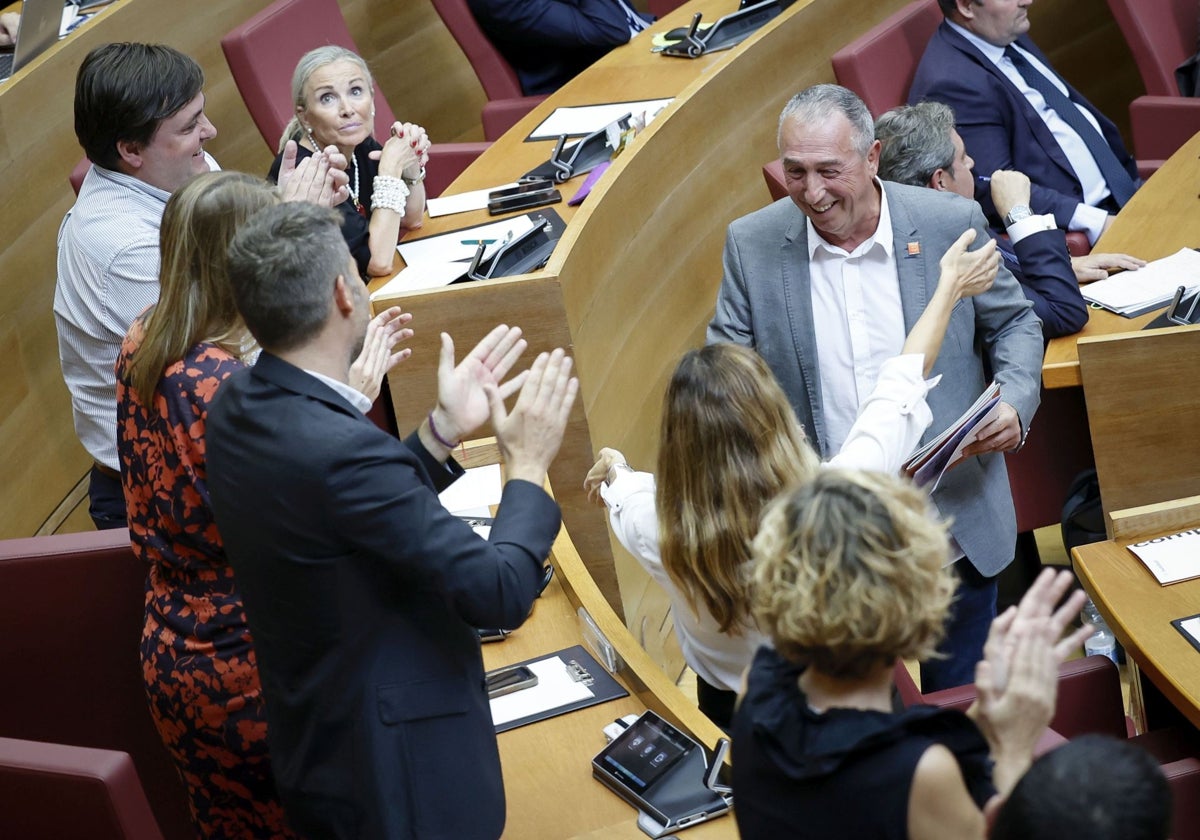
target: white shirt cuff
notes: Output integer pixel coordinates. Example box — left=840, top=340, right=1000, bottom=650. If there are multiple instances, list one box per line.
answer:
left=1005, top=213, right=1056, bottom=245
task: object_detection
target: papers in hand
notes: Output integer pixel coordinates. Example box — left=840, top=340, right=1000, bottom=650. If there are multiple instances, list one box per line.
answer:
left=370, top=215, right=537, bottom=300
left=1082, top=248, right=1200, bottom=317
left=903, top=383, right=1002, bottom=491
left=528, top=99, right=673, bottom=141
left=1128, top=528, right=1200, bottom=585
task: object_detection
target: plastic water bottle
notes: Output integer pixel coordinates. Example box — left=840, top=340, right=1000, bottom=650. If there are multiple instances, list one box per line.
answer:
left=1081, top=599, right=1119, bottom=665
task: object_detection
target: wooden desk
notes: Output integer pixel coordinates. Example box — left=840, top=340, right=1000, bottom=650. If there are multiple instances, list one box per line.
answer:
left=1073, top=534, right=1200, bottom=731
left=484, top=472, right=733, bottom=839
left=1042, top=129, right=1200, bottom=389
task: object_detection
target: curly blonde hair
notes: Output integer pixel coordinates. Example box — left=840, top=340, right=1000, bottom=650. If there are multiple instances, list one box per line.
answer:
left=751, top=469, right=956, bottom=679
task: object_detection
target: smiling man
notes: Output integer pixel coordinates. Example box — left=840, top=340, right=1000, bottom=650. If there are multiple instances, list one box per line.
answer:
left=55, top=43, right=346, bottom=530
left=708, top=84, right=1043, bottom=692
left=909, top=0, right=1139, bottom=246
left=54, top=43, right=218, bottom=530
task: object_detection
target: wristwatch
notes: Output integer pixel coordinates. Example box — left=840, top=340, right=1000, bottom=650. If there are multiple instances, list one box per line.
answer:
left=402, top=166, right=426, bottom=186
left=1003, top=203, right=1033, bottom=228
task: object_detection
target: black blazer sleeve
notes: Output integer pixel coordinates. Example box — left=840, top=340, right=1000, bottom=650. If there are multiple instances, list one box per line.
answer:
left=1009, top=228, right=1088, bottom=338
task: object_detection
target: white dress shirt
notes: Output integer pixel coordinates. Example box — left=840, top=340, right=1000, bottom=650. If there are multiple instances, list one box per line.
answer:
left=303, top=369, right=373, bottom=414
left=808, top=181, right=907, bottom=455
left=949, top=21, right=1111, bottom=243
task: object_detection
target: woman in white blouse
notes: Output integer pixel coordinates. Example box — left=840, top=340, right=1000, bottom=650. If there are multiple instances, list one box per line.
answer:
left=585, top=230, right=999, bottom=729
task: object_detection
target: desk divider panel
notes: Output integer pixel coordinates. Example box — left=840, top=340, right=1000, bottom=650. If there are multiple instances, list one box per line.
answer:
left=1078, top=324, right=1200, bottom=529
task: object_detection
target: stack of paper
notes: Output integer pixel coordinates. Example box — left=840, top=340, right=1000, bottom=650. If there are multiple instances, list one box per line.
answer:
left=527, top=99, right=673, bottom=141
left=1128, top=528, right=1200, bottom=585
left=903, top=383, right=1002, bottom=491
left=370, top=215, right=536, bottom=301
left=1082, top=247, right=1200, bottom=317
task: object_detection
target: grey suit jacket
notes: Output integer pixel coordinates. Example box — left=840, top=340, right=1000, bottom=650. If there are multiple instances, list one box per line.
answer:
left=708, top=182, right=1043, bottom=576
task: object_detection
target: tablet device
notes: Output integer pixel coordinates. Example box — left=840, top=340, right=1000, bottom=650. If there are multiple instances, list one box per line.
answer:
left=592, top=710, right=732, bottom=837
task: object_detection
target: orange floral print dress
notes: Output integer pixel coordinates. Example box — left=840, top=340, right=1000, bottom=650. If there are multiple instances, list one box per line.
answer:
left=116, top=317, right=294, bottom=839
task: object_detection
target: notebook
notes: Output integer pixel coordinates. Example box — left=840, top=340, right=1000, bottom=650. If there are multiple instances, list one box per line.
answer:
left=0, top=0, right=65, bottom=82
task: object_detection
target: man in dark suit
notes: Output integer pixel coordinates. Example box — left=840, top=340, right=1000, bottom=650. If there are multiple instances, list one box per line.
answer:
left=206, top=202, right=578, bottom=839
left=909, top=0, right=1140, bottom=246
left=467, top=0, right=651, bottom=95
left=875, top=101, right=1147, bottom=339
left=708, top=84, right=1044, bottom=691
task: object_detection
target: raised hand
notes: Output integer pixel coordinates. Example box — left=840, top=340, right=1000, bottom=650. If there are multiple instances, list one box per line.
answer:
left=584, top=448, right=628, bottom=504
left=277, top=141, right=350, bottom=207
left=347, top=306, right=414, bottom=402
left=486, top=348, right=580, bottom=486
left=938, top=228, right=999, bottom=302
left=430, top=325, right=529, bottom=447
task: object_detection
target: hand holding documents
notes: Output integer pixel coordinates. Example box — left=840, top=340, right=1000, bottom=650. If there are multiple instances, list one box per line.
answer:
left=1082, top=247, right=1200, bottom=317
left=1128, top=528, right=1200, bottom=585
left=903, top=383, right=1002, bottom=491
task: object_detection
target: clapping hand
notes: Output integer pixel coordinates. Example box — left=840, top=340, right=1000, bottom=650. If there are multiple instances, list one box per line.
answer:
left=429, top=325, right=529, bottom=447
left=277, top=140, right=350, bottom=207
left=348, top=306, right=414, bottom=402
left=584, top=448, right=629, bottom=504
left=486, top=348, right=579, bottom=486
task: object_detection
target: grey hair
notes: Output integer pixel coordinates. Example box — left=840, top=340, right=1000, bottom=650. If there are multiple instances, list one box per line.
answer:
left=777, top=84, right=874, bottom=156
left=278, top=45, right=373, bottom=153
left=226, top=202, right=351, bottom=353
left=874, top=101, right=958, bottom=187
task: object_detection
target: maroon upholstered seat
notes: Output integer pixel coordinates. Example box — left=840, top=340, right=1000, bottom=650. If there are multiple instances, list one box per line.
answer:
left=221, top=0, right=486, bottom=197
left=830, top=0, right=941, bottom=119
left=0, top=530, right=192, bottom=839
left=0, top=738, right=165, bottom=840
left=1106, top=0, right=1200, bottom=171
left=429, top=0, right=548, bottom=140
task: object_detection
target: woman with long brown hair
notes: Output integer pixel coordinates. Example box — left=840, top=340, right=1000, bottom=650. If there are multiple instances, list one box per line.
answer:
left=585, top=229, right=998, bottom=729
left=116, top=170, right=409, bottom=837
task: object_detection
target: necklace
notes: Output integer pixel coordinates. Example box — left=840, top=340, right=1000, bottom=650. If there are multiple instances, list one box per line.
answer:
left=347, top=156, right=361, bottom=213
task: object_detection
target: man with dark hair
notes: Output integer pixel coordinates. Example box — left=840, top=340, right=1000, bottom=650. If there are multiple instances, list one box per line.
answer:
left=467, top=0, right=651, bottom=95
left=207, top=202, right=578, bottom=838
left=875, top=101, right=1145, bottom=338
left=55, top=42, right=344, bottom=529
left=709, top=84, right=1044, bottom=692
left=910, top=0, right=1139, bottom=246
left=991, top=735, right=1172, bottom=840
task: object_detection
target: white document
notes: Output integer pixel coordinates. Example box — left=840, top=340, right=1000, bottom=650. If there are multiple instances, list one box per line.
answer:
left=396, top=215, right=536, bottom=267
left=1178, top=615, right=1200, bottom=645
left=1082, top=248, right=1200, bottom=316
left=1128, top=527, right=1200, bottom=585
left=528, top=99, right=673, bottom=140
left=489, top=656, right=594, bottom=727
left=369, top=262, right=469, bottom=299
left=438, top=464, right=503, bottom=517
left=426, top=183, right=520, bottom=218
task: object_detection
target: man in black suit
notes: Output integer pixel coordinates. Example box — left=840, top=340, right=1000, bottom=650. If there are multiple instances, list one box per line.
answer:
left=207, top=202, right=578, bottom=839
left=467, top=0, right=651, bottom=95
left=875, top=101, right=1144, bottom=339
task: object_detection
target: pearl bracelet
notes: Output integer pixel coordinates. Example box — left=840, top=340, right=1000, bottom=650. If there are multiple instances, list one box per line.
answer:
left=372, top=175, right=410, bottom=214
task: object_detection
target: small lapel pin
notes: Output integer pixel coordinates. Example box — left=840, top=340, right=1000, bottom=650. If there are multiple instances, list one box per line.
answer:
left=906, top=241, right=921, bottom=256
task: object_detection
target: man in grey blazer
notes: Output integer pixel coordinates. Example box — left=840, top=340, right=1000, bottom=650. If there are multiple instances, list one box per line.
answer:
left=708, top=85, right=1044, bottom=691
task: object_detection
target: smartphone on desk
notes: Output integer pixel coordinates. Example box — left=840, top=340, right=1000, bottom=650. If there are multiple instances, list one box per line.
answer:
left=485, top=664, right=538, bottom=698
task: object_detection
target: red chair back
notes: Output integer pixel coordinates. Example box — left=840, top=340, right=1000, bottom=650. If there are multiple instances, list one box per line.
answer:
left=220, top=0, right=395, bottom=153
left=0, top=738, right=165, bottom=840
left=430, top=0, right=524, bottom=101
left=69, top=158, right=90, bottom=196
left=1006, top=386, right=1095, bottom=533
left=1106, top=0, right=1196, bottom=97
left=831, top=0, right=942, bottom=117
left=762, top=158, right=786, bottom=202
left=0, top=530, right=193, bottom=839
